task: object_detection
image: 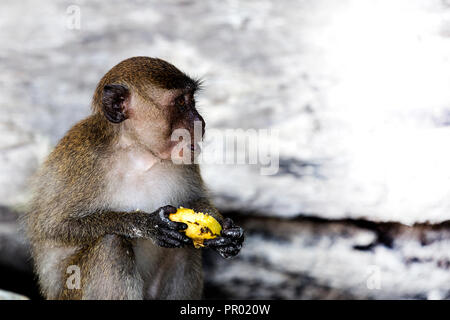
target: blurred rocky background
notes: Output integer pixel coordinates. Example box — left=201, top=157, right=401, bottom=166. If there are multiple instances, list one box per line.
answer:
left=2, top=0, right=450, bottom=299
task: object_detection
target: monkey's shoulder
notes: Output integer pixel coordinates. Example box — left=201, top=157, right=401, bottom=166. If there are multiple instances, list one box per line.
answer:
left=58, top=114, right=113, bottom=152
left=45, top=115, right=113, bottom=171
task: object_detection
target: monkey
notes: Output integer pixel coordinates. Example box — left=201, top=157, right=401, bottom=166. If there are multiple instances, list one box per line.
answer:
left=22, top=57, right=244, bottom=300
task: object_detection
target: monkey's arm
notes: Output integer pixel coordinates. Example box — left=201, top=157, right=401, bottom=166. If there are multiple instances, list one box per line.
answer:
left=45, top=206, right=191, bottom=247
left=186, top=198, right=244, bottom=259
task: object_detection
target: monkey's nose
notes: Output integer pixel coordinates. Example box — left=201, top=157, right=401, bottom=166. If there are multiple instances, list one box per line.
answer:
left=192, top=110, right=205, bottom=137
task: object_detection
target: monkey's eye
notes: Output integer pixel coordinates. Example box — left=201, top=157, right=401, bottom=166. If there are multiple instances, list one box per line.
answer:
left=176, top=96, right=186, bottom=110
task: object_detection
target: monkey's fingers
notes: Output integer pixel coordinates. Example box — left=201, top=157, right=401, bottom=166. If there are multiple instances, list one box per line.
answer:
left=222, top=217, right=235, bottom=229
left=221, top=227, right=244, bottom=240
left=157, top=205, right=177, bottom=215
left=203, top=236, right=233, bottom=248
left=156, top=229, right=192, bottom=248
left=219, top=246, right=241, bottom=255
left=216, top=245, right=241, bottom=259
left=207, top=235, right=243, bottom=258
left=164, top=219, right=188, bottom=231
left=221, top=218, right=244, bottom=239
left=159, top=228, right=192, bottom=244
left=157, top=207, right=188, bottom=230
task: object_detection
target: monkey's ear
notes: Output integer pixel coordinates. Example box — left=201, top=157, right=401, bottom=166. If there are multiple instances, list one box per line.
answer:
left=102, top=84, right=130, bottom=123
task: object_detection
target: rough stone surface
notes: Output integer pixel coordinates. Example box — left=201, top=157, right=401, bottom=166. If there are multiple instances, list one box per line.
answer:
left=3, top=206, right=450, bottom=300
left=204, top=215, right=450, bottom=300
left=1, top=0, right=450, bottom=299
left=0, top=207, right=31, bottom=273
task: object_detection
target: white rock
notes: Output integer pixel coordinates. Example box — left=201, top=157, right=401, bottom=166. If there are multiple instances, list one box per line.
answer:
left=0, top=289, right=28, bottom=300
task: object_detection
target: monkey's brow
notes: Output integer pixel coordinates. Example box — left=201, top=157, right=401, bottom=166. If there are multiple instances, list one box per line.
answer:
left=183, top=77, right=202, bottom=92
left=178, top=81, right=197, bottom=93
left=181, top=87, right=196, bottom=95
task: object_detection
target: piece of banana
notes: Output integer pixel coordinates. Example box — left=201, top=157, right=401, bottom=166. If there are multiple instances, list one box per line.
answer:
left=169, top=207, right=222, bottom=248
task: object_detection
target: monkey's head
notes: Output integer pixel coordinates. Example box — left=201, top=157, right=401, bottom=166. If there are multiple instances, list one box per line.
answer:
left=92, top=57, right=205, bottom=161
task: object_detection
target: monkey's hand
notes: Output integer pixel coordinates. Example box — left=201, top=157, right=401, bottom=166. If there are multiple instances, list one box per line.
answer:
left=203, top=218, right=244, bottom=259
left=146, top=206, right=192, bottom=248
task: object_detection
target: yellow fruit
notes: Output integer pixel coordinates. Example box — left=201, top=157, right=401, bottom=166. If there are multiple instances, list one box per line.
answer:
left=169, top=207, right=222, bottom=248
